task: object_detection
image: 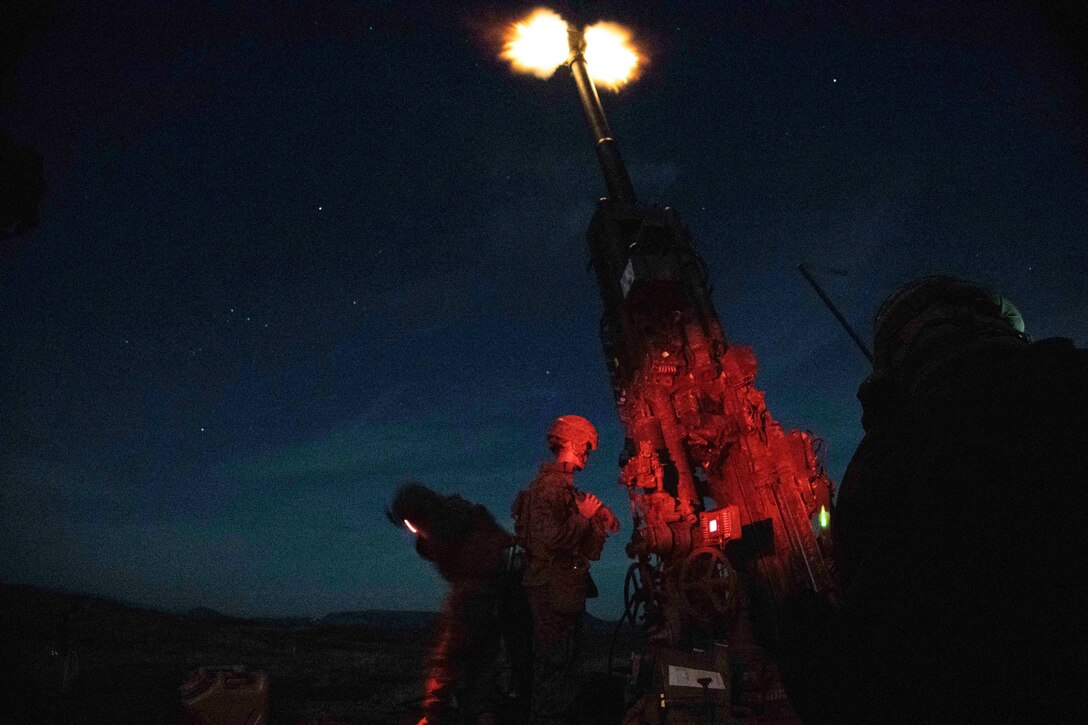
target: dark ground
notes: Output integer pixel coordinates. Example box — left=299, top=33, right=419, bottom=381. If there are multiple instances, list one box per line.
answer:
left=0, top=583, right=632, bottom=724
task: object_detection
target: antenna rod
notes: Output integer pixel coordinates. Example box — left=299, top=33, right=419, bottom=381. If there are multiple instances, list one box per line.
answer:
left=797, top=262, right=874, bottom=364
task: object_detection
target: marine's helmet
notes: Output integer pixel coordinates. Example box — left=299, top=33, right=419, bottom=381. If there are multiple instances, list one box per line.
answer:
left=547, top=415, right=598, bottom=453
left=873, top=275, right=1025, bottom=372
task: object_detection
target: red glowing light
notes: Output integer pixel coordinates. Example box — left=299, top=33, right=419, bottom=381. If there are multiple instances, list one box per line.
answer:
left=404, top=519, right=419, bottom=534
left=700, top=506, right=741, bottom=545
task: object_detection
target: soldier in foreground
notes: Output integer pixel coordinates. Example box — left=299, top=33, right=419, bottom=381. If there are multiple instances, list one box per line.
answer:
left=389, top=483, right=532, bottom=725
left=512, top=415, right=620, bottom=724
left=779, top=276, right=1088, bottom=723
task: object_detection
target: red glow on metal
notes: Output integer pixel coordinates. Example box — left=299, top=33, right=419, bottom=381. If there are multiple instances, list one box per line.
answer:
left=588, top=200, right=837, bottom=659
left=699, top=506, right=741, bottom=545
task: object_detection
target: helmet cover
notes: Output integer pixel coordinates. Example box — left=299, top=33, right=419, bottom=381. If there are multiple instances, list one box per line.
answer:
left=547, top=415, right=598, bottom=452
left=873, top=276, right=1023, bottom=370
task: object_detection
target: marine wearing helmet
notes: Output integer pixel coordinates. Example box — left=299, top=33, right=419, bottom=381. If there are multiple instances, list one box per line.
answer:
left=512, top=415, right=618, bottom=724
left=780, top=275, right=1088, bottom=724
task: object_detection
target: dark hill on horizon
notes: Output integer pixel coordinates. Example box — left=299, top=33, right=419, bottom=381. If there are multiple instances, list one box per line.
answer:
left=0, top=582, right=629, bottom=723
left=317, top=607, right=618, bottom=634
left=1, top=581, right=619, bottom=631
left=0, top=582, right=439, bottom=723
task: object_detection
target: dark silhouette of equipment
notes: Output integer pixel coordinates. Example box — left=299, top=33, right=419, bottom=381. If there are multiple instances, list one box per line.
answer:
left=563, top=27, right=836, bottom=723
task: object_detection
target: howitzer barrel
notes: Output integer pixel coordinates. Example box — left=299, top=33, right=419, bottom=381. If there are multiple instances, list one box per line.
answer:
left=568, top=31, right=636, bottom=204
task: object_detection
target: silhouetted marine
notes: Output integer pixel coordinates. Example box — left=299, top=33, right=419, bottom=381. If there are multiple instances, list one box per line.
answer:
left=779, top=276, right=1088, bottom=724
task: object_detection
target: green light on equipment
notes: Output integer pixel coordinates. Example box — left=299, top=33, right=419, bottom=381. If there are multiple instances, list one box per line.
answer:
left=819, top=505, right=830, bottom=529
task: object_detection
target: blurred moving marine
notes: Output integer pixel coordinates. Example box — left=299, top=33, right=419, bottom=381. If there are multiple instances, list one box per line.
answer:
left=779, top=276, right=1088, bottom=723
left=512, top=415, right=620, bottom=724
left=388, top=484, right=533, bottom=725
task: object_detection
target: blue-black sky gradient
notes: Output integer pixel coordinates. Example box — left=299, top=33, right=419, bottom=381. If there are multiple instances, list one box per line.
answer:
left=2, top=0, right=1085, bottom=619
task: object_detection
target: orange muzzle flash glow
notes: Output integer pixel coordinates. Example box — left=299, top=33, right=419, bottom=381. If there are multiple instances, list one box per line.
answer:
left=582, top=22, right=640, bottom=90
left=500, top=8, right=643, bottom=90
left=500, top=8, right=569, bottom=79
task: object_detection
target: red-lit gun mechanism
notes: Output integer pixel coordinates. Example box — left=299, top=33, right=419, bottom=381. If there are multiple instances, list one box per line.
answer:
left=500, top=10, right=837, bottom=722
left=572, top=27, right=836, bottom=725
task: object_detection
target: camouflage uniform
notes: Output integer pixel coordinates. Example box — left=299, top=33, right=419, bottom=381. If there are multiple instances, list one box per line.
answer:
left=513, top=462, right=608, bottom=724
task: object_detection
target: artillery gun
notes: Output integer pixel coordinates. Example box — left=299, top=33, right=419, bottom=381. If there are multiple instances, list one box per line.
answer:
left=499, top=13, right=837, bottom=720
left=566, top=27, right=836, bottom=724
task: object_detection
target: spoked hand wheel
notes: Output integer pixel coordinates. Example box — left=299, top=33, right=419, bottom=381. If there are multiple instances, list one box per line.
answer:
left=679, top=546, right=738, bottom=623
left=623, top=561, right=649, bottom=626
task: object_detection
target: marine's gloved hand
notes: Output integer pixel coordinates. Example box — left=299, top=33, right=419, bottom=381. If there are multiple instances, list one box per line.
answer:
left=577, top=492, right=603, bottom=519
left=594, top=505, right=621, bottom=534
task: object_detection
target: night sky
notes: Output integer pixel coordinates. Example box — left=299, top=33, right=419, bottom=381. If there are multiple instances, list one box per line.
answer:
left=2, top=1, right=1085, bottom=619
